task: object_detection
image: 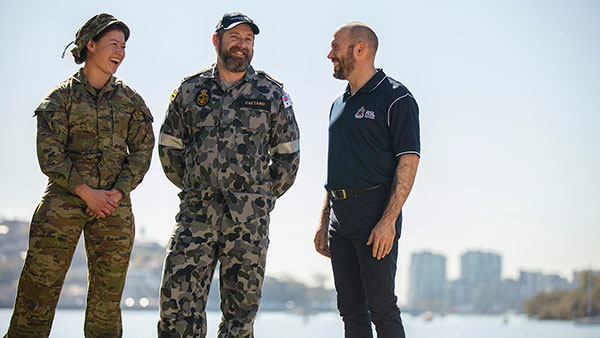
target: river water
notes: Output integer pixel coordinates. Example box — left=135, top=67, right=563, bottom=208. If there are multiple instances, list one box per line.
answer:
left=1, top=308, right=599, bottom=337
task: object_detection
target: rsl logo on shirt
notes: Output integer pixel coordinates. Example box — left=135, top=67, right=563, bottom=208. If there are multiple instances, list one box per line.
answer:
left=355, top=106, right=375, bottom=120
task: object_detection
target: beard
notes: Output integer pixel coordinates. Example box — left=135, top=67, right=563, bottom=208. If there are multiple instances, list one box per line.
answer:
left=332, top=45, right=356, bottom=80
left=218, top=40, right=253, bottom=73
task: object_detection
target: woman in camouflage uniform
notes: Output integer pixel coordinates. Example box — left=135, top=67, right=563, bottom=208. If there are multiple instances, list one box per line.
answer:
left=4, top=13, right=154, bottom=338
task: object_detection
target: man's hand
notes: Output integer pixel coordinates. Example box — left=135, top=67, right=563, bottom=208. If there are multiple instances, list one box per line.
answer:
left=366, top=218, right=395, bottom=260
left=314, top=192, right=332, bottom=258
left=314, top=225, right=330, bottom=258
left=75, top=184, right=118, bottom=219
left=366, top=154, right=419, bottom=260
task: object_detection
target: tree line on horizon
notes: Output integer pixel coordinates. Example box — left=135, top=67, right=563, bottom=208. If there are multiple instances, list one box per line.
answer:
left=524, top=271, right=599, bottom=320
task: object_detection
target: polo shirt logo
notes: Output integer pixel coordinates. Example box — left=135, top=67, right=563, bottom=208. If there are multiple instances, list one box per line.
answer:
left=355, top=106, right=375, bottom=120
left=355, top=107, right=365, bottom=119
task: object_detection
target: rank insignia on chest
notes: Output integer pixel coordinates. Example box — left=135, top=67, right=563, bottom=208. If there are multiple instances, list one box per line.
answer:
left=238, top=97, right=271, bottom=110
left=196, top=88, right=211, bottom=107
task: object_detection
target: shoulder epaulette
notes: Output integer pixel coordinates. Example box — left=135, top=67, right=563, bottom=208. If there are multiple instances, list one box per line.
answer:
left=182, top=71, right=202, bottom=84
left=257, top=70, right=283, bottom=88
left=114, top=78, right=128, bottom=91
left=182, top=66, right=213, bottom=84
left=113, top=78, right=138, bottom=98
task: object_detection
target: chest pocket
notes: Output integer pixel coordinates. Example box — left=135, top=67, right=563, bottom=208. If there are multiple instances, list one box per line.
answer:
left=184, top=103, right=217, bottom=145
left=112, top=107, right=132, bottom=151
left=183, top=87, right=218, bottom=129
left=67, top=102, right=97, bottom=149
left=235, top=97, right=271, bottom=133
left=238, top=107, right=269, bottom=132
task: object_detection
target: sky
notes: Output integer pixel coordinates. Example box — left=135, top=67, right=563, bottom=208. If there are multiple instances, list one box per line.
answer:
left=0, top=0, right=599, bottom=303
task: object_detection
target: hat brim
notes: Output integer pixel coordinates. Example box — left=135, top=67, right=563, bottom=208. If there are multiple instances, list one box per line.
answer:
left=222, top=21, right=259, bottom=34
left=104, top=20, right=130, bottom=41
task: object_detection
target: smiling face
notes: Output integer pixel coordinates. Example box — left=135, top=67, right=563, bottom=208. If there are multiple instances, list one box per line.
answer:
left=327, top=27, right=356, bottom=80
left=85, top=29, right=126, bottom=76
left=215, top=23, right=255, bottom=74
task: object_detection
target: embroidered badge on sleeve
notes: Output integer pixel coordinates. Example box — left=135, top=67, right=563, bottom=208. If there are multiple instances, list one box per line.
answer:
left=282, top=94, right=293, bottom=108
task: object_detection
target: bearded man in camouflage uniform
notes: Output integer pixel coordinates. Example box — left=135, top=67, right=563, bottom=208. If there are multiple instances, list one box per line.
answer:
left=157, top=12, right=300, bottom=338
left=4, top=13, right=154, bottom=338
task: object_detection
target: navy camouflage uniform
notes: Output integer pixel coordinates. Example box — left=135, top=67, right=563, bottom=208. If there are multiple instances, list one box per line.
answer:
left=157, top=64, right=300, bottom=337
left=5, top=69, right=155, bottom=338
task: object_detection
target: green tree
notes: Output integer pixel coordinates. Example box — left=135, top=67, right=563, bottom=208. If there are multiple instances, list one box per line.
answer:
left=524, top=271, right=599, bottom=320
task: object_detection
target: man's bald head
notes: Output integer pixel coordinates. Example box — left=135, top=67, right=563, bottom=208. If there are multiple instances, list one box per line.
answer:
left=338, top=22, right=378, bottom=56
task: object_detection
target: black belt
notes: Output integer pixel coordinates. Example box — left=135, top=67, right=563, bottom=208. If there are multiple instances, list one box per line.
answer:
left=329, top=185, right=383, bottom=200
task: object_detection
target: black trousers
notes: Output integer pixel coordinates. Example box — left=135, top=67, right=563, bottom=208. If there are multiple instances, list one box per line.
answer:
left=329, top=187, right=405, bottom=338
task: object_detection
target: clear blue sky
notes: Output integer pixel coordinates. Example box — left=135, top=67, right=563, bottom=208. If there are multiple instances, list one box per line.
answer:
left=1, top=0, right=599, bottom=303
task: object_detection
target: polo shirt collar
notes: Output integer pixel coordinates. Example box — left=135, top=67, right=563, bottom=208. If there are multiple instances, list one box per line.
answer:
left=343, top=68, right=386, bottom=100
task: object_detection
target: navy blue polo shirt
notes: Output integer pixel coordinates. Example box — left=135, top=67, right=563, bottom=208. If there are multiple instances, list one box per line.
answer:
left=326, top=69, right=420, bottom=190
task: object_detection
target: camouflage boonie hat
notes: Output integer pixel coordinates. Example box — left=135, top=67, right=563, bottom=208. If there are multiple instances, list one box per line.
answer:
left=63, top=13, right=130, bottom=64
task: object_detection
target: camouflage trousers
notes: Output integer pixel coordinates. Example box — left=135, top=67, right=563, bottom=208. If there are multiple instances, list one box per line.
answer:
left=4, top=189, right=134, bottom=338
left=158, top=191, right=270, bottom=338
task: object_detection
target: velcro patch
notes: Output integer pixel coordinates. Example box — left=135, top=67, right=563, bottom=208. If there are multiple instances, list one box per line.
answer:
left=282, top=94, right=293, bottom=108
left=170, top=88, right=179, bottom=102
left=238, top=97, right=271, bottom=110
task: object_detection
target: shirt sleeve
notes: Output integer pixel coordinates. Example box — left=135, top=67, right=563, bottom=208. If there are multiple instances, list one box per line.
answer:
left=388, top=93, right=421, bottom=157
left=35, top=88, right=86, bottom=194
left=113, top=97, right=155, bottom=196
left=158, top=87, right=187, bottom=189
left=269, top=91, right=300, bottom=197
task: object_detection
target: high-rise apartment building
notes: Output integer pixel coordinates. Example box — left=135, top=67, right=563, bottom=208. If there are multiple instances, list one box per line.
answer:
left=460, top=250, right=501, bottom=285
left=408, top=251, right=446, bottom=310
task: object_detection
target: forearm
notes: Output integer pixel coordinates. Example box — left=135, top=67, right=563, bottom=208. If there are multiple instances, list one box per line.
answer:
left=380, top=154, right=419, bottom=223
left=269, top=99, right=300, bottom=197
left=318, top=191, right=331, bottom=228
left=314, top=191, right=331, bottom=257
left=269, top=152, right=300, bottom=197
left=113, top=143, right=154, bottom=195
left=158, top=99, right=187, bottom=189
left=40, top=159, right=85, bottom=193
left=114, top=112, right=155, bottom=195
left=159, top=145, right=185, bottom=189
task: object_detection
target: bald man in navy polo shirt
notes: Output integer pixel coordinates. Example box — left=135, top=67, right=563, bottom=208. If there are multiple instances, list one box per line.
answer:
left=314, top=22, right=420, bottom=338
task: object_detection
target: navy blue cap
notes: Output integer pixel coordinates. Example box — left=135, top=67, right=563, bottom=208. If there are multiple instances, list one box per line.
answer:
left=215, top=12, right=259, bottom=34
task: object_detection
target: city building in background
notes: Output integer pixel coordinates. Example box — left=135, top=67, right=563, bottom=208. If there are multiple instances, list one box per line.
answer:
left=0, top=219, right=589, bottom=315
left=408, top=251, right=446, bottom=312
left=461, top=251, right=501, bottom=285
left=408, top=249, right=578, bottom=314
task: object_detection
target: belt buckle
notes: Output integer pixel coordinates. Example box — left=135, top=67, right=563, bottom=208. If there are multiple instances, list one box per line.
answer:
left=332, top=189, right=347, bottom=200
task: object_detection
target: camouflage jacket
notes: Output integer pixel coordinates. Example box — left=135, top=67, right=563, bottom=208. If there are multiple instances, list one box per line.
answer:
left=159, top=64, right=300, bottom=223
left=35, top=69, right=155, bottom=197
